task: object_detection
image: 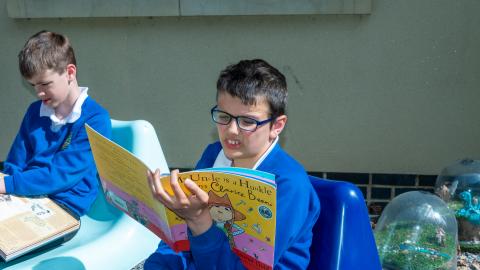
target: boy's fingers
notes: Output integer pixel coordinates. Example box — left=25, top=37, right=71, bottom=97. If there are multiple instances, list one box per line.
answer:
left=147, top=169, right=161, bottom=193
left=169, top=170, right=189, bottom=204
left=184, top=179, right=208, bottom=203
left=150, top=169, right=174, bottom=205
left=147, top=170, right=156, bottom=193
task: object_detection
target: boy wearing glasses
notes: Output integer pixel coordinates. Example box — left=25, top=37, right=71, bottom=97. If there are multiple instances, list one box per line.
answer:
left=0, top=30, right=111, bottom=217
left=146, top=59, right=320, bottom=269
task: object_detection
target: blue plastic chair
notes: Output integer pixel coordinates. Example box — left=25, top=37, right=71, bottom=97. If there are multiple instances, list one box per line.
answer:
left=1, top=119, right=168, bottom=270
left=307, top=176, right=382, bottom=270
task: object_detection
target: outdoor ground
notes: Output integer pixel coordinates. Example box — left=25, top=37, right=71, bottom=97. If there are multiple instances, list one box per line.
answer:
left=458, top=252, right=480, bottom=270
left=131, top=260, right=145, bottom=270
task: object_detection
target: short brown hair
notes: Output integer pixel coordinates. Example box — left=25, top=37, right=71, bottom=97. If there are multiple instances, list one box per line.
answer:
left=216, top=59, right=287, bottom=119
left=18, top=30, right=76, bottom=79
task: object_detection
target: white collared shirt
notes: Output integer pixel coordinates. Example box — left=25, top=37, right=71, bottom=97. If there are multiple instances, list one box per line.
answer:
left=212, top=136, right=279, bottom=169
left=40, top=87, right=89, bottom=132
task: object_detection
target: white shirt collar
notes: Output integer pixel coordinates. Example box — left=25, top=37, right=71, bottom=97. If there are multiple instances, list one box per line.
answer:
left=213, top=136, right=279, bottom=169
left=40, top=87, right=89, bottom=132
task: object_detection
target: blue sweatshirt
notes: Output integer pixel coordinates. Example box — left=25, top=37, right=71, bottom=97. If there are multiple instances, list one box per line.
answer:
left=144, top=141, right=320, bottom=270
left=2, top=97, right=111, bottom=216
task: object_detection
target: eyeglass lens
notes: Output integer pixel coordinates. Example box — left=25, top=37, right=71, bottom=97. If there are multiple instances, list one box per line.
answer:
left=212, top=110, right=258, bottom=131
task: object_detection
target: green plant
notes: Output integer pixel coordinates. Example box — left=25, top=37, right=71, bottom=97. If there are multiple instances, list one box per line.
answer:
left=375, top=222, right=456, bottom=270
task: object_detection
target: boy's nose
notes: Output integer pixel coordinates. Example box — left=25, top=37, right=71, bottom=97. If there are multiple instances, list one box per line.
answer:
left=226, top=120, right=240, bottom=134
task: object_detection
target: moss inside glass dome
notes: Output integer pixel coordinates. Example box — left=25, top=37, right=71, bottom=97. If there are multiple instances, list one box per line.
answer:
left=375, top=191, right=457, bottom=270
left=375, top=221, right=456, bottom=270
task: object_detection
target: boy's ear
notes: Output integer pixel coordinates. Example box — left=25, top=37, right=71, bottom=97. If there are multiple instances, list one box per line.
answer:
left=269, top=115, right=287, bottom=140
left=66, top=64, right=77, bottom=82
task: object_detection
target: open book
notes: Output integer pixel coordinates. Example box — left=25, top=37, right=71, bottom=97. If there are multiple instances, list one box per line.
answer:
left=0, top=195, right=80, bottom=261
left=85, top=124, right=276, bottom=270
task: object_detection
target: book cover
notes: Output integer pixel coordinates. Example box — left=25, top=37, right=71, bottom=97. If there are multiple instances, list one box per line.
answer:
left=0, top=195, right=80, bottom=262
left=85, top=124, right=276, bottom=270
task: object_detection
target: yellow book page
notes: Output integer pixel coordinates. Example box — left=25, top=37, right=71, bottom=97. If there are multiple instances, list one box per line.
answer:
left=85, top=125, right=166, bottom=220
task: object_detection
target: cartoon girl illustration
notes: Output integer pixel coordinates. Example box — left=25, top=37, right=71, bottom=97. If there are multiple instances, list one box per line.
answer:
left=208, top=191, right=246, bottom=248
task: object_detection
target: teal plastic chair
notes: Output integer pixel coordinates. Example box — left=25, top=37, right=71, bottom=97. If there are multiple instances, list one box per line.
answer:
left=1, top=119, right=169, bottom=270
left=307, top=176, right=382, bottom=270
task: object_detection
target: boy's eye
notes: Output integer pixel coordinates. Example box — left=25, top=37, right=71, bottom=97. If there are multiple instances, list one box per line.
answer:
left=239, top=117, right=257, bottom=126
left=218, top=113, right=231, bottom=122
left=30, top=82, right=52, bottom=87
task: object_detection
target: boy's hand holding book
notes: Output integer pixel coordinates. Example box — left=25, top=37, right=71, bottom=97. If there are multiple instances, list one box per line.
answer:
left=147, top=169, right=213, bottom=236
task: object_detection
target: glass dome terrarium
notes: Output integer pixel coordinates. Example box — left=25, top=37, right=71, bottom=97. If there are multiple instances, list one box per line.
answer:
left=374, top=191, right=457, bottom=270
left=434, top=158, right=480, bottom=252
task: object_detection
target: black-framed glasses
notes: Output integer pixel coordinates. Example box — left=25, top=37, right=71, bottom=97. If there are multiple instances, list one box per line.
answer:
left=210, top=106, right=274, bottom=132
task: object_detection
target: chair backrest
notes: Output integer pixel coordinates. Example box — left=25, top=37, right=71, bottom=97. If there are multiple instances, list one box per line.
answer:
left=307, top=176, right=382, bottom=270
left=111, top=119, right=169, bottom=174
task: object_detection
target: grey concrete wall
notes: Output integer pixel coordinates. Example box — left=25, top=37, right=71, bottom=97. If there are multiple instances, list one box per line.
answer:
left=0, top=0, right=479, bottom=174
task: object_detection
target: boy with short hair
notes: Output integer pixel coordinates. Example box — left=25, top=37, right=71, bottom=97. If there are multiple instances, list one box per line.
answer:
left=146, top=59, right=320, bottom=269
left=0, top=30, right=111, bottom=217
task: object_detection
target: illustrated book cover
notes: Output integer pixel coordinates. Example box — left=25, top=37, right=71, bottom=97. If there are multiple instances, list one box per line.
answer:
left=0, top=194, right=80, bottom=261
left=85, top=124, right=276, bottom=270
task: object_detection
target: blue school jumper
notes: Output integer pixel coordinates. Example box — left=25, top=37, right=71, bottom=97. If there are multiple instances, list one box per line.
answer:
left=144, top=141, right=320, bottom=270
left=2, top=97, right=111, bottom=217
